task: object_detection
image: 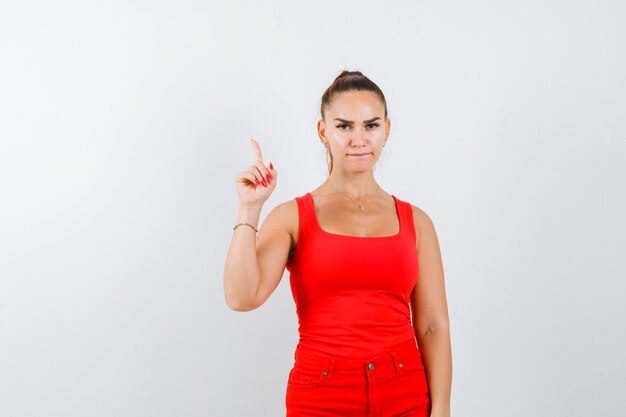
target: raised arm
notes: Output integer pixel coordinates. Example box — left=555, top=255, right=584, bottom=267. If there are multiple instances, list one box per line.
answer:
left=223, top=139, right=295, bottom=311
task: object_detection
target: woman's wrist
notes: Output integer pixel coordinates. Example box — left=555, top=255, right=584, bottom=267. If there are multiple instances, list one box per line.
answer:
left=235, top=203, right=263, bottom=228
left=238, top=201, right=264, bottom=213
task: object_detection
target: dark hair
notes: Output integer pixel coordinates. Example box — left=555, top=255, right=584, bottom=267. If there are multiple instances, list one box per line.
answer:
left=320, top=70, right=388, bottom=120
left=320, top=70, right=388, bottom=175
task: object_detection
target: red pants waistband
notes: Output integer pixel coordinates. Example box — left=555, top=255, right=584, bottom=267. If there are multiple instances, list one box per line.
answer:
left=293, top=337, right=420, bottom=372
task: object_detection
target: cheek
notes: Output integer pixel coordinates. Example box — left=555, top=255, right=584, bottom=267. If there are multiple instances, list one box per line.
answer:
left=329, top=135, right=350, bottom=146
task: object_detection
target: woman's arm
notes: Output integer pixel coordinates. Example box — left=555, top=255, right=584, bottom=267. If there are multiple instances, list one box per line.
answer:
left=223, top=200, right=295, bottom=311
left=223, top=138, right=294, bottom=311
left=410, top=205, right=452, bottom=417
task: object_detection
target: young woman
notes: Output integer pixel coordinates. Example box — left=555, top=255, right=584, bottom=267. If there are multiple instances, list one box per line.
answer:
left=224, top=70, right=452, bottom=417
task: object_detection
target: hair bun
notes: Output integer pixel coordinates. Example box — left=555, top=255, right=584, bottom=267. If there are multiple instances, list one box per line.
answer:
left=335, top=70, right=364, bottom=82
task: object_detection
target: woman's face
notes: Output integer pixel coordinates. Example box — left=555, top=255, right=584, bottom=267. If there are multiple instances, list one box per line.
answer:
left=318, top=90, right=390, bottom=174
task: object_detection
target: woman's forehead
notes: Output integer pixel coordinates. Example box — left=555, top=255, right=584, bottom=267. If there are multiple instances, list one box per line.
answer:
left=328, top=92, right=385, bottom=117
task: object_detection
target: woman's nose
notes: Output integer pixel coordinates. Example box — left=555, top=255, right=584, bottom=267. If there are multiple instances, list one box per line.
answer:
left=350, top=129, right=367, bottom=146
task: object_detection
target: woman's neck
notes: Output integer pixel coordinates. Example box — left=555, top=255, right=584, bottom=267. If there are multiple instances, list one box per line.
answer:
left=325, top=172, right=380, bottom=200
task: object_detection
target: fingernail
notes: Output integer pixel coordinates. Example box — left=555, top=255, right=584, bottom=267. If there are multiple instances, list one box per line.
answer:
left=269, top=162, right=274, bottom=170
left=255, top=178, right=260, bottom=184
left=265, top=173, right=271, bottom=182
left=261, top=180, right=267, bottom=187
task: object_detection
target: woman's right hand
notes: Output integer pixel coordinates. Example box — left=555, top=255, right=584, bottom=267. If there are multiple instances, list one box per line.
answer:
left=234, top=138, right=277, bottom=207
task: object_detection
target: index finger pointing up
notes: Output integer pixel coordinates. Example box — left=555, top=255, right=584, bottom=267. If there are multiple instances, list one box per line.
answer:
left=250, top=138, right=264, bottom=162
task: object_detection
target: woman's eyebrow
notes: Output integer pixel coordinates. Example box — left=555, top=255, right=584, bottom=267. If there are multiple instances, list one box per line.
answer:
left=333, top=117, right=382, bottom=124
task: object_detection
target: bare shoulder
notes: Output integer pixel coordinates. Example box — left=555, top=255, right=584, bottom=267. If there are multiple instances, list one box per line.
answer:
left=260, top=197, right=299, bottom=246
left=409, top=203, right=437, bottom=252
left=409, top=203, right=434, bottom=227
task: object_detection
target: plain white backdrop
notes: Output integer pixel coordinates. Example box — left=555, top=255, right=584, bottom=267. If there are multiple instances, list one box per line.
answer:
left=1, top=1, right=625, bottom=416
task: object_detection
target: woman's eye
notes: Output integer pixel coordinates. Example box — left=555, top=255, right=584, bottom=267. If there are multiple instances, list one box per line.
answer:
left=336, top=123, right=379, bottom=130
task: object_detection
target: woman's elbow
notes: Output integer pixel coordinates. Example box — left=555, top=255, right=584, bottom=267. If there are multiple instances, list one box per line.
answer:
left=224, top=293, right=260, bottom=312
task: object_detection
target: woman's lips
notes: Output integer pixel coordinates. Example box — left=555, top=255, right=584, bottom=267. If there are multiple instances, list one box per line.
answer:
left=348, top=152, right=371, bottom=157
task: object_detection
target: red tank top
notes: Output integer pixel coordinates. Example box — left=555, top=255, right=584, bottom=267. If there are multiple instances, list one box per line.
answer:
left=285, top=192, right=419, bottom=359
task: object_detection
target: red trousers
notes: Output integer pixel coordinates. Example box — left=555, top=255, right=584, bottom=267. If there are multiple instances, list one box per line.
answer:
left=285, top=337, right=431, bottom=417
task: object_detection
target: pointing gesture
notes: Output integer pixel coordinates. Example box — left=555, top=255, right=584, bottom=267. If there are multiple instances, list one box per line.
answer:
left=234, top=138, right=277, bottom=207
left=251, top=137, right=264, bottom=162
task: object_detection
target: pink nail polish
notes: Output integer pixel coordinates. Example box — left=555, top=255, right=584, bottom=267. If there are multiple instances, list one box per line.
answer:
left=269, top=162, right=274, bottom=170
left=266, top=173, right=271, bottom=181
left=261, top=180, right=267, bottom=187
left=255, top=178, right=260, bottom=184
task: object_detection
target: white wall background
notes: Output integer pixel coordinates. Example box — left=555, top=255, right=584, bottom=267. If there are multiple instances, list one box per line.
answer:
left=1, top=1, right=624, bottom=416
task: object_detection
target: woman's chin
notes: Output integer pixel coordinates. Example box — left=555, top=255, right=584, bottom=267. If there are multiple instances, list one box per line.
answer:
left=340, top=162, right=375, bottom=173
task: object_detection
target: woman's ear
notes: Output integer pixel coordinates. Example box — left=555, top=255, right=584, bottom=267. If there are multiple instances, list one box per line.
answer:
left=317, top=119, right=327, bottom=144
left=385, top=117, right=391, bottom=140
